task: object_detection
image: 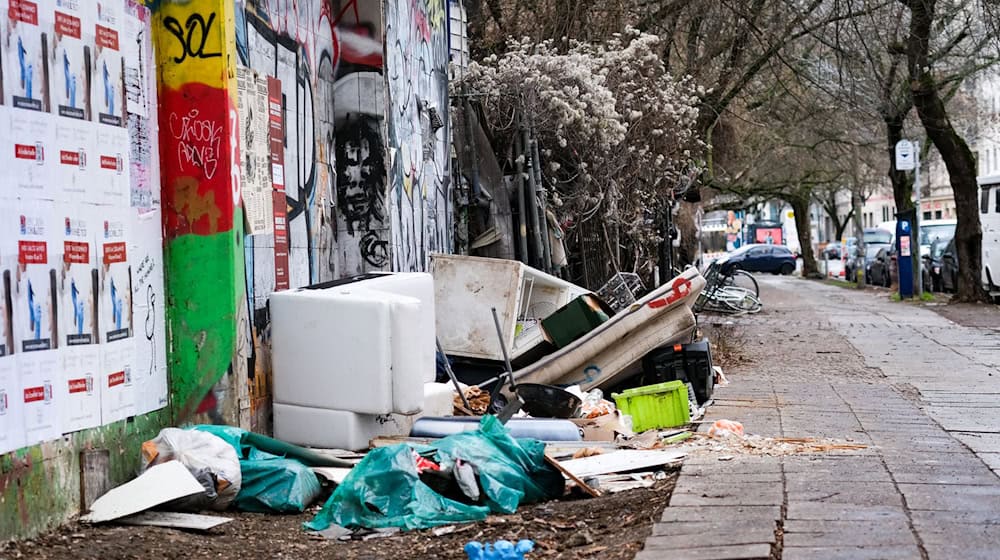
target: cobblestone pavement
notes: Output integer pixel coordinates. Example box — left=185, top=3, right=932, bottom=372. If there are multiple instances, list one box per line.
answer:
left=640, top=276, right=1000, bottom=560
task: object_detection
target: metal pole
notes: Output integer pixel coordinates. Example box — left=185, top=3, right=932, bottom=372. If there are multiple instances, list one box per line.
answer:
left=514, top=117, right=529, bottom=264
left=529, top=124, right=552, bottom=273
left=522, top=125, right=544, bottom=268
left=914, top=141, right=923, bottom=297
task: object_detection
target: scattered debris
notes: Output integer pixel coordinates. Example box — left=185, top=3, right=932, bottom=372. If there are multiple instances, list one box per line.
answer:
left=682, top=433, right=868, bottom=456
left=706, top=419, right=745, bottom=438
left=559, top=450, right=686, bottom=479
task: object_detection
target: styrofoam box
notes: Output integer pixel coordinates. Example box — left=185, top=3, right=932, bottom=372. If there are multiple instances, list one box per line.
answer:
left=270, top=273, right=434, bottom=415
left=274, top=383, right=456, bottom=451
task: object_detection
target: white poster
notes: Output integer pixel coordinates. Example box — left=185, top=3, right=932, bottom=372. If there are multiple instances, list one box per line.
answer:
left=11, top=199, right=57, bottom=354
left=8, top=107, right=55, bottom=200
left=129, top=209, right=167, bottom=414
left=57, top=203, right=97, bottom=347
left=2, top=0, right=50, bottom=111
left=18, top=349, right=61, bottom=445
left=237, top=67, right=274, bottom=234
left=53, top=117, right=94, bottom=202
left=95, top=125, right=129, bottom=205
left=98, top=207, right=131, bottom=343
left=91, top=0, right=124, bottom=127
left=100, top=339, right=133, bottom=422
left=60, top=343, right=99, bottom=432
left=121, top=11, right=147, bottom=117
left=0, top=355, right=26, bottom=454
left=0, top=207, right=14, bottom=358
left=50, top=0, right=93, bottom=121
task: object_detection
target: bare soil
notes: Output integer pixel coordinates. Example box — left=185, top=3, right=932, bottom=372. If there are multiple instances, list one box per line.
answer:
left=4, top=475, right=677, bottom=560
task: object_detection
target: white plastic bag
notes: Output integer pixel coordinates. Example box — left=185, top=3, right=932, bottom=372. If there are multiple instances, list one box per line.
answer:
left=141, top=428, right=242, bottom=511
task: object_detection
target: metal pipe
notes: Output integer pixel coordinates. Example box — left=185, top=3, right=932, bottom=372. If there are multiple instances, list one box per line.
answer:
left=522, top=125, right=544, bottom=268
left=514, top=117, right=529, bottom=263
left=530, top=124, right=552, bottom=272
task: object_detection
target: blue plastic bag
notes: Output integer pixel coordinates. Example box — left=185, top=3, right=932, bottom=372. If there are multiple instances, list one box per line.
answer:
left=305, top=415, right=564, bottom=531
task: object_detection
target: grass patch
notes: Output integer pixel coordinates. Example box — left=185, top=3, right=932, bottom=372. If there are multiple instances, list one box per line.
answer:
left=890, top=293, right=901, bottom=302
left=920, top=292, right=935, bottom=302
left=826, top=279, right=857, bottom=289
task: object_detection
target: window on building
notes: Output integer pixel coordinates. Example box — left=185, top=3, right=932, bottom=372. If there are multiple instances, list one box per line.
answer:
left=996, top=188, right=1000, bottom=214
left=935, top=210, right=942, bottom=219
left=923, top=211, right=932, bottom=220
left=983, top=188, right=991, bottom=213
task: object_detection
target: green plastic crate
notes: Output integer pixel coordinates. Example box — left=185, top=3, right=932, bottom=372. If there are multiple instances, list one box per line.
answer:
left=612, top=380, right=690, bottom=432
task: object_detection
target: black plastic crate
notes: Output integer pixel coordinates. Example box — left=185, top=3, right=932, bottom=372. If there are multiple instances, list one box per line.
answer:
left=641, top=339, right=714, bottom=405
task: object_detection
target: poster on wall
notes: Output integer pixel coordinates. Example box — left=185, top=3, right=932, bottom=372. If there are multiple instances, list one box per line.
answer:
left=53, top=116, right=93, bottom=201
left=60, top=343, right=99, bottom=431
left=0, top=355, right=25, bottom=454
left=121, top=7, right=146, bottom=118
left=58, top=203, right=96, bottom=347
left=8, top=106, right=55, bottom=200
left=51, top=0, right=92, bottom=121
left=100, top=339, right=133, bottom=423
left=268, top=76, right=289, bottom=290
left=129, top=210, right=166, bottom=414
left=17, top=349, right=60, bottom=445
left=91, top=0, right=123, bottom=127
left=11, top=200, right=57, bottom=354
left=95, top=125, right=129, bottom=205
left=98, top=208, right=130, bottom=343
left=0, top=208, right=14, bottom=359
left=237, top=67, right=273, bottom=235
left=2, top=0, right=50, bottom=111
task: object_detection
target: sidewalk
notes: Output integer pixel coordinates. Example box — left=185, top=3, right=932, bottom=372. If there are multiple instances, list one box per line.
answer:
left=640, top=277, right=1000, bottom=560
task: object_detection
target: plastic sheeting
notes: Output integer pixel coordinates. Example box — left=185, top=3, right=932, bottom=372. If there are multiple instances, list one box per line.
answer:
left=305, top=415, right=564, bottom=532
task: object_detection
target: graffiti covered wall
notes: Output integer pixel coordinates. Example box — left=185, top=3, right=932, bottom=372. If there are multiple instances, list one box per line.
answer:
left=385, top=0, right=451, bottom=272
left=232, top=0, right=451, bottom=431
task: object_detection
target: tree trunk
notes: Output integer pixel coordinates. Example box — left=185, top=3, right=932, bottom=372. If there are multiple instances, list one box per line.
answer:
left=833, top=209, right=853, bottom=241
left=851, top=144, right=867, bottom=287
left=789, top=196, right=818, bottom=278
left=903, top=0, right=988, bottom=302
left=885, top=112, right=914, bottom=213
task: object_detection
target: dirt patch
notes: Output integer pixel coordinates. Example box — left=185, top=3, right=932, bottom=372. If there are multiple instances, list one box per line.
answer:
left=4, top=474, right=677, bottom=560
left=931, top=302, right=1000, bottom=329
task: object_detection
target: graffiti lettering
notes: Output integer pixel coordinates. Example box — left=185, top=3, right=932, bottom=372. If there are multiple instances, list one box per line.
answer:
left=163, top=13, right=222, bottom=63
left=229, top=108, right=241, bottom=204
left=168, top=109, right=223, bottom=179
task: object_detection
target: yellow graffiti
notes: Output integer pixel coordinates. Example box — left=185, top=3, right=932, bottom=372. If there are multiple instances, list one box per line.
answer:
left=152, top=0, right=238, bottom=103
left=425, top=0, right=445, bottom=31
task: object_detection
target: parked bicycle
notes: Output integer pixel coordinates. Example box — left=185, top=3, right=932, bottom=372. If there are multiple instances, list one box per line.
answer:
left=693, top=261, right=763, bottom=315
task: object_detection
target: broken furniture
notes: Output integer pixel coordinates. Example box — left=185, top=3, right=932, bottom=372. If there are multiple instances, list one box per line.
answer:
left=432, top=254, right=590, bottom=367
left=640, top=338, right=715, bottom=405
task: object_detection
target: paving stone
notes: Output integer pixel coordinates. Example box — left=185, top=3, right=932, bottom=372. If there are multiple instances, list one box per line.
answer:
left=790, top=484, right=904, bottom=507
left=898, top=483, right=1000, bottom=511
left=659, top=505, right=781, bottom=523
left=974, top=452, right=1000, bottom=470
left=785, top=503, right=908, bottom=521
left=645, top=527, right=776, bottom=549
left=651, top=519, right=776, bottom=537
left=635, top=543, right=772, bottom=559
left=681, top=471, right=784, bottom=483
left=914, top=525, right=1000, bottom=547
left=669, top=489, right=783, bottom=507
left=922, top=545, right=1000, bottom=560
left=673, top=481, right=782, bottom=497
left=783, top=518, right=912, bottom=535
left=781, top=546, right=923, bottom=560
left=784, top=468, right=893, bottom=484
left=910, top=509, right=1000, bottom=525
left=782, top=524, right=916, bottom=548
left=889, top=469, right=999, bottom=485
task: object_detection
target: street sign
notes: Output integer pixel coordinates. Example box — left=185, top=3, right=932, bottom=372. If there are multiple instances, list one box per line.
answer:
left=895, top=140, right=915, bottom=171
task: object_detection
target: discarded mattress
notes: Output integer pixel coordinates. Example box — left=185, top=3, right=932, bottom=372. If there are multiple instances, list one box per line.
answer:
left=512, top=269, right=705, bottom=391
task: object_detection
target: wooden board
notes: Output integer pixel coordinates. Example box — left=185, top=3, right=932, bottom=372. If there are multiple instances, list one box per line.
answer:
left=81, top=461, right=205, bottom=523
left=544, top=455, right=601, bottom=498
left=117, top=512, right=232, bottom=531
left=80, top=449, right=111, bottom=511
left=558, top=450, right=686, bottom=479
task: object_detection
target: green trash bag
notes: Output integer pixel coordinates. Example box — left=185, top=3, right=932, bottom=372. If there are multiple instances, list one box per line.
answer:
left=235, top=448, right=321, bottom=513
left=305, top=415, right=565, bottom=532
left=190, top=425, right=321, bottom=513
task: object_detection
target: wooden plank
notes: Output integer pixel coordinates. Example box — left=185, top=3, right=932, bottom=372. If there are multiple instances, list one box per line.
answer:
left=544, top=455, right=601, bottom=498
left=117, top=512, right=232, bottom=531
left=81, top=461, right=205, bottom=523
left=80, top=449, right=111, bottom=511
left=558, top=450, right=686, bottom=479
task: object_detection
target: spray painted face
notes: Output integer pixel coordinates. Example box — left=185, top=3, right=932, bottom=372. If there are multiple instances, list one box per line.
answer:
left=336, top=116, right=385, bottom=233
left=340, top=136, right=374, bottom=219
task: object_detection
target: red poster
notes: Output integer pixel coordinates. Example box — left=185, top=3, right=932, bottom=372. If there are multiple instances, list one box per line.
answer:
left=63, top=241, right=89, bottom=264
left=268, top=77, right=289, bottom=291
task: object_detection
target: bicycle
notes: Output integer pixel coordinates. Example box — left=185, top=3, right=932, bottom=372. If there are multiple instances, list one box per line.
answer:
left=694, top=261, right=763, bottom=315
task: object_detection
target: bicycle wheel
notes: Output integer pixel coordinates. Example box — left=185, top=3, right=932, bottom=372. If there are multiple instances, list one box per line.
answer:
left=722, top=269, right=759, bottom=297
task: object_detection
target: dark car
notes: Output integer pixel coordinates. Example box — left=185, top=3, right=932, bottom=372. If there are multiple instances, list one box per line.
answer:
left=868, top=246, right=897, bottom=288
left=845, top=229, right=894, bottom=282
left=922, top=236, right=954, bottom=292
left=940, top=238, right=960, bottom=293
left=719, top=244, right=797, bottom=275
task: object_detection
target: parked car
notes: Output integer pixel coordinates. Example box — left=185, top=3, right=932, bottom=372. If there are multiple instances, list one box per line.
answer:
left=845, top=229, right=893, bottom=282
left=922, top=236, right=953, bottom=292
left=718, top=244, right=797, bottom=275
left=919, top=219, right=956, bottom=258
left=821, top=243, right=844, bottom=260
left=868, top=246, right=897, bottom=288
left=940, top=237, right=960, bottom=293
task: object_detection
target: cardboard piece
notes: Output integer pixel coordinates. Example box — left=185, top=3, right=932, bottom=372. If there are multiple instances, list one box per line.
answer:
left=558, top=449, right=686, bottom=479
left=81, top=460, right=205, bottom=523
left=569, top=411, right=633, bottom=442
left=117, top=511, right=233, bottom=531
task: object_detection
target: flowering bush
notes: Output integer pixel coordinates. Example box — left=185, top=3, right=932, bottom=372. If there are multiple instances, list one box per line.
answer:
left=460, top=30, right=703, bottom=272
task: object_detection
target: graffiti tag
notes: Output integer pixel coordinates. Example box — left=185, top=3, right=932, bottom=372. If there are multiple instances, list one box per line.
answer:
left=168, top=109, right=223, bottom=179
left=163, top=13, right=222, bottom=63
